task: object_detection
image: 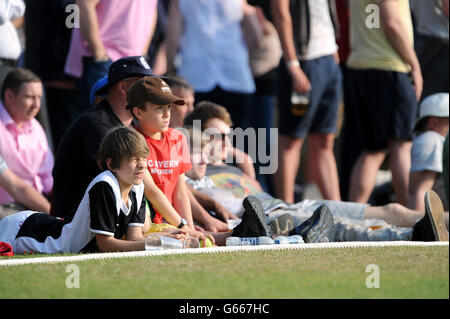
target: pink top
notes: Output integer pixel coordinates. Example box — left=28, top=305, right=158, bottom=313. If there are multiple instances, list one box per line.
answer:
left=64, top=0, right=158, bottom=78
left=0, top=102, right=54, bottom=204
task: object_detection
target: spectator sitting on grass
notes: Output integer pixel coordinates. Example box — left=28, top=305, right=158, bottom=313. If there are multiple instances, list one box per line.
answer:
left=128, top=76, right=200, bottom=234
left=128, top=76, right=300, bottom=243
left=0, top=126, right=280, bottom=254
left=0, top=127, right=190, bottom=254
left=52, top=56, right=221, bottom=238
left=408, top=93, right=449, bottom=212
left=183, top=103, right=449, bottom=242
left=51, top=56, right=156, bottom=222
left=0, top=68, right=53, bottom=218
left=183, top=126, right=282, bottom=232
left=186, top=100, right=257, bottom=180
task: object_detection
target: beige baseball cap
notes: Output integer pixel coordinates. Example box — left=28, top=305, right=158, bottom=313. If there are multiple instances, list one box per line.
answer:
left=126, top=76, right=185, bottom=109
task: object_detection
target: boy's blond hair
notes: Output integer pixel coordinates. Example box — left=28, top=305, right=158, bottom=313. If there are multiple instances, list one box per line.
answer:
left=98, top=127, right=149, bottom=170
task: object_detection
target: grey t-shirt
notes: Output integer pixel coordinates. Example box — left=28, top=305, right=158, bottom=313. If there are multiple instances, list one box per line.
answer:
left=411, top=130, right=445, bottom=173
left=411, top=130, right=448, bottom=211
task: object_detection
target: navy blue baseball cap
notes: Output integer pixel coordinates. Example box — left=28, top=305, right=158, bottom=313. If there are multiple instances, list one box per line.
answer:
left=95, top=56, right=159, bottom=95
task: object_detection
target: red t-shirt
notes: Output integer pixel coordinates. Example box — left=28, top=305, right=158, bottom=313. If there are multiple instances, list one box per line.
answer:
left=135, top=127, right=192, bottom=224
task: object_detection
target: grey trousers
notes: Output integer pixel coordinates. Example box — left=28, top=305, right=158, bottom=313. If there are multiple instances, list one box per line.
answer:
left=267, top=199, right=413, bottom=242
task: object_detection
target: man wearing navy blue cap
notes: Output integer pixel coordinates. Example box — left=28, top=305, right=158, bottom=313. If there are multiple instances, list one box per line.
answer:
left=51, top=56, right=158, bottom=221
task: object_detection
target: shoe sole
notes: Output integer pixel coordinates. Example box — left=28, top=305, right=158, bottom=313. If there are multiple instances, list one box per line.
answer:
left=425, top=190, right=449, bottom=242
left=304, top=205, right=334, bottom=243
left=269, top=214, right=295, bottom=235
left=242, top=196, right=272, bottom=237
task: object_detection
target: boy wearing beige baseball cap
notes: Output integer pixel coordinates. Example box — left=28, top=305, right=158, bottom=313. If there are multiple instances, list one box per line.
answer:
left=126, top=76, right=195, bottom=230
left=126, top=76, right=273, bottom=245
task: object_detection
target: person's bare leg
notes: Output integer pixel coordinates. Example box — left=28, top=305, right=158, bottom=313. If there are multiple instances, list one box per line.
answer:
left=273, top=134, right=304, bottom=203
left=349, top=150, right=387, bottom=203
left=389, top=139, right=413, bottom=206
left=364, top=203, right=423, bottom=227
left=308, top=133, right=341, bottom=201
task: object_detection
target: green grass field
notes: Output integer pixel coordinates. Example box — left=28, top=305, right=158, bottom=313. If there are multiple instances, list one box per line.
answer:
left=0, top=246, right=448, bottom=299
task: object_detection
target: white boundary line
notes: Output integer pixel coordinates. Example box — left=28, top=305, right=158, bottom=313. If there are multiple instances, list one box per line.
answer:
left=0, top=241, right=447, bottom=267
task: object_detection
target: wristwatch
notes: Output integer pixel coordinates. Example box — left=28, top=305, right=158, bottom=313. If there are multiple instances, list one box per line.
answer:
left=177, top=218, right=187, bottom=229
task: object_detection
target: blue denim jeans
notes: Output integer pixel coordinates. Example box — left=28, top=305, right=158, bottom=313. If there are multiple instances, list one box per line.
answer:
left=277, top=55, right=342, bottom=138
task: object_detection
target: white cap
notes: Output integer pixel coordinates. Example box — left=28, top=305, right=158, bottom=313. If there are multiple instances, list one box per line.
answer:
left=414, top=93, right=449, bottom=131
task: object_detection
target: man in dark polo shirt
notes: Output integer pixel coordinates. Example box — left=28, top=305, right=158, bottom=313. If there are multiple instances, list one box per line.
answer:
left=51, top=56, right=157, bottom=220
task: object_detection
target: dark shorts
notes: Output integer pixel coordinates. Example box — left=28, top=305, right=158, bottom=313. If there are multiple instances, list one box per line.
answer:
left=277, top=55, right=342, bottom=138
left=347, top=68, right=418, bottom=151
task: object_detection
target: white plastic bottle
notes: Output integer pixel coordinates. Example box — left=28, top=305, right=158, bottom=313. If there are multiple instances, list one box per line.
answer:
left=274, top=236, right=289, bottom=245
left=256, top=236, right=275, bottom=245
left=286, top=235, right=304, bottom=244
left=274, top=235, right=304, bottom=244
left=225, top=237, right=242, bottom=246
left=226, top=236, right=275, bottom=246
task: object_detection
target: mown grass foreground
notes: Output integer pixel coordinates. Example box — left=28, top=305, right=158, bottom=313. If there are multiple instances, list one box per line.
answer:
left=0, top=246, right=448, bottom=299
